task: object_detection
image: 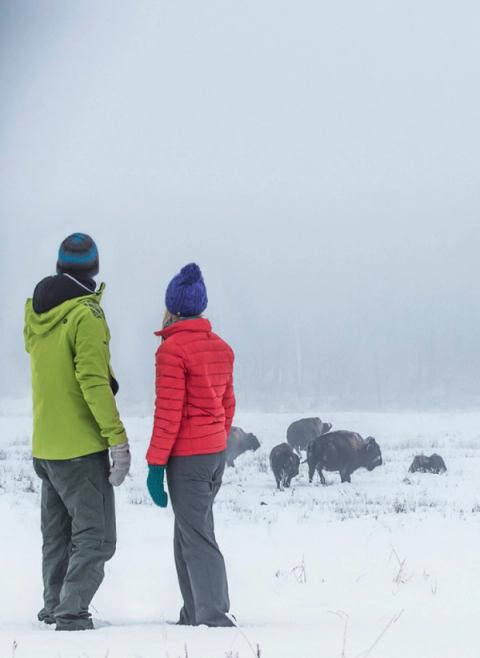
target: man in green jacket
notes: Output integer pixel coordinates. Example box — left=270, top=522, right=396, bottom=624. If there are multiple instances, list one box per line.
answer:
left=24, top=233, right=130, bottom=631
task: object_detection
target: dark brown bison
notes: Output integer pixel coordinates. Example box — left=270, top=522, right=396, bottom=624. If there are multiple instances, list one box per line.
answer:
left=226, top=426, right=261, bottom=467
left=409, top=454, right=447, bottom=474
left=286, top=417, right=332, bottom=454
left=306, top=431, right=382, bottom=484
left=269, top=443, right=300, bottom=489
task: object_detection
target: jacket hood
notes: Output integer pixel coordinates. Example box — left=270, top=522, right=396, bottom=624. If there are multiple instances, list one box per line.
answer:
left=32, top=273, right=96, bottom=313
left=25, top=283, right=105, bottom=337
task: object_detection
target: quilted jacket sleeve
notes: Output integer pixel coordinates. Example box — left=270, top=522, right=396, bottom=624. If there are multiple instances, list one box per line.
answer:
left=74, top=306, right=128, bottom=447
left=223, top=351, right=236, bottom=435
left=146, top=340, right=186, bottom=465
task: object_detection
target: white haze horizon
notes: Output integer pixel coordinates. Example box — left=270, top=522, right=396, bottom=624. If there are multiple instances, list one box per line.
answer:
left=1, top=1, right=480, bottom=414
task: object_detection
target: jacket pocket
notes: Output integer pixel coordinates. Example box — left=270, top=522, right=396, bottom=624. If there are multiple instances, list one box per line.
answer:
left=81, top=478, right=107, bottom=534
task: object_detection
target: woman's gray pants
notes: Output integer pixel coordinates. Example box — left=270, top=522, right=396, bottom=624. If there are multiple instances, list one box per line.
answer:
left=33, top=450, right=116, bottom=630
left=166, top=451, right=232, bottom=627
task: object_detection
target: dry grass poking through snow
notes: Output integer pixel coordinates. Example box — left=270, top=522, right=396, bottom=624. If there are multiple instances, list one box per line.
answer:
left=1, top=411, right=480, bottom=658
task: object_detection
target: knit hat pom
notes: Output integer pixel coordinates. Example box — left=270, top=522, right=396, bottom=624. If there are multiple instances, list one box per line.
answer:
left=180, top=263, right=202, bottom=285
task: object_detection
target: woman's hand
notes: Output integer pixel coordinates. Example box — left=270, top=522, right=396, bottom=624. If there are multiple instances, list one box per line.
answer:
left=147, top=465, right=168, bottom=507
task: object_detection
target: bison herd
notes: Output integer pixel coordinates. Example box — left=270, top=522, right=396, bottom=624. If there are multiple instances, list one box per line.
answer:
left=226, top=417, right=448, bottom=490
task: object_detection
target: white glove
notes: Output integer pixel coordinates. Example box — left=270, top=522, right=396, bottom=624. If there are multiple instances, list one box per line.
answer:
left=109, top=441, right=131, bottom=486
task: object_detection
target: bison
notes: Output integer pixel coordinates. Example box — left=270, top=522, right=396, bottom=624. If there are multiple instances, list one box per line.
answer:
left=286, top=417, right=332, bottom=455
left=306, top=431, right=382, bottom=484
left=408, top=454, right=447, bottom=474
left=269, top=443, right=301, bottom=489
left=226, top=426, right=261, bottom=467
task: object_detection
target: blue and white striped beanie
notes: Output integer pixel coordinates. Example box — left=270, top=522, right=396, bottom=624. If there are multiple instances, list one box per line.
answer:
left=56, top=233, right=99, bottom=278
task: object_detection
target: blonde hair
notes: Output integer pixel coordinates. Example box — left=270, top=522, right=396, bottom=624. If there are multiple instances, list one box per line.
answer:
left=162, top=309, right=204, bottom=330
left=162, top=309, right=180, bottom=329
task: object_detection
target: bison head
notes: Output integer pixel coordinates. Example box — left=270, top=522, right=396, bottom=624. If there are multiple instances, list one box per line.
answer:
left=364, top=436, right=383, bottom=471
left=289, top=452, right=301, bottom=477
left=247, top=433, right=261, bottom=451
left=430, top=453, right=447, bottom=473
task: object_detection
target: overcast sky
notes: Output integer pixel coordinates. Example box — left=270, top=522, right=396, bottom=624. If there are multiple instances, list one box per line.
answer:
left=1, top=0, right=480, bottom=412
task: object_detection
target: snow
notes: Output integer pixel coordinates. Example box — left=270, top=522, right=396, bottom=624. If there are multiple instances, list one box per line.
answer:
left=1, top=410, right=480, bottom=658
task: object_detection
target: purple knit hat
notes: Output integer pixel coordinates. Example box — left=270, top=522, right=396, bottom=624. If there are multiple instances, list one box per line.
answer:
left=165, top=263, right=208, bottom=317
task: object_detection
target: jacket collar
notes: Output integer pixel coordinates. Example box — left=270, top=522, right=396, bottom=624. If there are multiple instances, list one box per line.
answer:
left=32, top=274, right=100, bottom=314
left=154, top=317, right=212, bottom=339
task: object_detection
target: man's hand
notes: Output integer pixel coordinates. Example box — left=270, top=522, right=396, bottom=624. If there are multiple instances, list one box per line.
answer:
left=109, top=441, right=131, bottom=486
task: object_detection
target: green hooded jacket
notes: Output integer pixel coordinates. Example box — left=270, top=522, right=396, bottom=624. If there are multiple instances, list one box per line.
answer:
left=24, top=283, right=127, bottom=459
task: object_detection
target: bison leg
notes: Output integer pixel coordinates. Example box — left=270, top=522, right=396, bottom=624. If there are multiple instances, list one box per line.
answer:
left=273, top=470, right=282, bottom=489
left=318, top=468, right=326, bottom=485
left=308, top=461, right=316, bottom=483
left=340, top=470, right=351, bottom=483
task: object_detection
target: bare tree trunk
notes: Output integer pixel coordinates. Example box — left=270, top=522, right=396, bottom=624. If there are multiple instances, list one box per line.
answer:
left=294, top=321, right=302, bottom=398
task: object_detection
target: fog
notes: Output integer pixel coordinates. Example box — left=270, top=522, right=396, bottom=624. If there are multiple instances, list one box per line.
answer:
left=1, top=1, right=480, bottom=412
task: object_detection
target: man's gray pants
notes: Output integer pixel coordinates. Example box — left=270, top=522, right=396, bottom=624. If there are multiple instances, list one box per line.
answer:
left=33, top=450, right=116, bottom=630
left=166, top=451, right=232, bottom=627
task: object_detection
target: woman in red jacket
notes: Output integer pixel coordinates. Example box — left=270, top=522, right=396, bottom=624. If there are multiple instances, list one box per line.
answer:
left=146, top=263, right=236, bottom=627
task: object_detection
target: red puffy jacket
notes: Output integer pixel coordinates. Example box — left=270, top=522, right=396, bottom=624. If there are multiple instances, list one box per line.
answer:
left=146, top=318, right=235, bottom=465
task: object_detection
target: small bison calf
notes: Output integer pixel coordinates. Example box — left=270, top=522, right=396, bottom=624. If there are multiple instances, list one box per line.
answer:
left=269, top=443, right=300, bottom=489
left=226, top=426, right=261, bottom=467
left=307, top=431, right=383, bottom=484
left=409, top=454, right=447, bottom=474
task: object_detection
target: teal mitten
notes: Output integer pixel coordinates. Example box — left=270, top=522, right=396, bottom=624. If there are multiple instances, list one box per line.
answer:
left=147, top=465, right=168, bottom=507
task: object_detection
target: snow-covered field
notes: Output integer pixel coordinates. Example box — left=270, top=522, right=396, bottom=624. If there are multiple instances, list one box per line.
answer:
left=1, top=410, right=480, bottom=658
